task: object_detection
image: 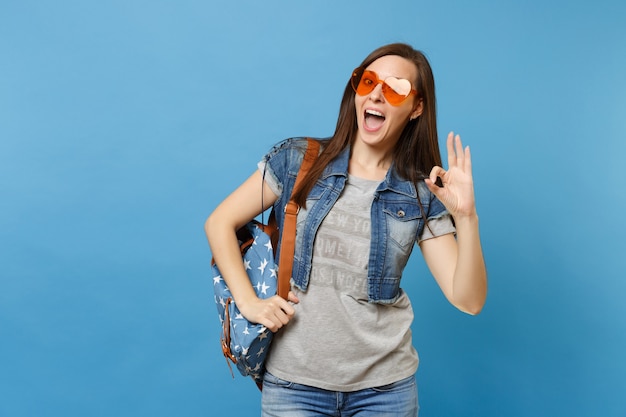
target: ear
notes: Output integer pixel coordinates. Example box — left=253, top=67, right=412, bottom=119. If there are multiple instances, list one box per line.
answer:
left=410, top=99, right=424, bottom=120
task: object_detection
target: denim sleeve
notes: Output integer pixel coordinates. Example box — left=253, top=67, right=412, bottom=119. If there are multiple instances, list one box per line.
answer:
left=426, top=191, right=449, bottom=221
left=417, top=185, right=456, bottom=241
left=258, top=160, right=281, bottom=198
left=419, top=214, right=455, bottom=241
left=257, top=137, right=309, bottom=200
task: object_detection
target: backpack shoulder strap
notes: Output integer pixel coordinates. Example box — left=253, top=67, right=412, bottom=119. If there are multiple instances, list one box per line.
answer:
left=277, top=138, right=320, bottom=298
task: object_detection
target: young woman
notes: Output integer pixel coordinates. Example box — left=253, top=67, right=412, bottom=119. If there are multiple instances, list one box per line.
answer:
left=205, top=43, right=487, bottom=417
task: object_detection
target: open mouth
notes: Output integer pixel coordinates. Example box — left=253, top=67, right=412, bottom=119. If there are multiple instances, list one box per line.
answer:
left=364, top=109, right=385, bottom=130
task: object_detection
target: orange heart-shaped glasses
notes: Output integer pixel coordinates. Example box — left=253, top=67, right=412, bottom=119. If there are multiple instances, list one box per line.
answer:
left=351, top=68, right=417, bottom=106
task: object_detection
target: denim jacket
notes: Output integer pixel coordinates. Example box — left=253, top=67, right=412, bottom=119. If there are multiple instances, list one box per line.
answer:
left=262, top=137, right=450, bottom=304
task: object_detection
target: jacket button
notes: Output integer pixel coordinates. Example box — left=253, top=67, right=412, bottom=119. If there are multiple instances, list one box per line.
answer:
left=397, top=210, right=405, bottom=218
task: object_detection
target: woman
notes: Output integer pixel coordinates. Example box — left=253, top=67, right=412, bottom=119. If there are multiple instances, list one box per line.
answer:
left=205, top=43, right=487, bottom=416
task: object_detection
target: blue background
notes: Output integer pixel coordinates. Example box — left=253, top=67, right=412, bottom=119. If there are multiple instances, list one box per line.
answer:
left=1, top=1, right=625, bottom=416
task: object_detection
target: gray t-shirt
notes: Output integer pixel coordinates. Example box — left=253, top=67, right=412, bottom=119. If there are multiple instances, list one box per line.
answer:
left=263, top=171, right=455, bottom=391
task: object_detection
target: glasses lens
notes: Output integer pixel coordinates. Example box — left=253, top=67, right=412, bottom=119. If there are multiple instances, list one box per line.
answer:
left=382, top=77, right=413, bottom=105
left=357, top=71, right=378, bottom=95
left=352, top=69, right=379, bottom=96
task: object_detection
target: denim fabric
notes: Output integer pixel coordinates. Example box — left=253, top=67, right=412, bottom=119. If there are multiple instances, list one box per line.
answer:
left=261, top=371, right=418, bottom=417
left=262, top=137, right=449, bottom=304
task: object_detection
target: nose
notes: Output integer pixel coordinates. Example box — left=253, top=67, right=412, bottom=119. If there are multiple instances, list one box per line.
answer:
left=368, top=82, right=384, bottom=102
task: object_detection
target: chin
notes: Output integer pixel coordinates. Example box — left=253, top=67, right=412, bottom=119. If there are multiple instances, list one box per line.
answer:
left=360, top=134, right=393, bottom=150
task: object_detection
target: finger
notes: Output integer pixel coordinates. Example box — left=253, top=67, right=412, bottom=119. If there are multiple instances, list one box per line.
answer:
left=264, top=311, right=290, bottom=333
left=288, top=291, right=300, bottom=304
left=269, top=295, right=295, bottom=316
left=455, top=134, right=464, bottom=168
left=261, top=317, right=280, bottom=333
left=464, top=145, right=473, bottom=175
left=425, top=166, right=446, bottom=198
left=255, top=301, right=280, bottom=332
left=273, top=309, right=290, bottom=327
left=447, top=132, right=456, bottom=169
left=280, top=301, right=295, bottom=317
left=424, top=177, right=440, bottom=195
left=429, top=165, right=446, bottom=183
left=257, top=297, right=294, bottom=331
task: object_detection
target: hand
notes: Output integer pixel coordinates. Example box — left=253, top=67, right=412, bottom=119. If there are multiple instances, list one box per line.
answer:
left=238, top=291, right=300, bottom=333
left=425, top=132, right=477, bottom=218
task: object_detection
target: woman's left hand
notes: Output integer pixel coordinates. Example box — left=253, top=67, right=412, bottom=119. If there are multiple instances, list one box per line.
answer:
left=424, top=132, right=477, bottom=218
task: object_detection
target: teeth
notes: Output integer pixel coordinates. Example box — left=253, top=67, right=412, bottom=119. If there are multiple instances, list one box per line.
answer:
left=365, top=109, right=384, bottom=117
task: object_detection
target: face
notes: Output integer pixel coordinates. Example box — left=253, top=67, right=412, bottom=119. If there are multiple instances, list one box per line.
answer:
left=354, top=55, right=423, bottom=152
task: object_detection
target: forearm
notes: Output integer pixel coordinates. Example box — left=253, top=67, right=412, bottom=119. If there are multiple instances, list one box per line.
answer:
left=451, top=214, right=488, bottom=315
left=205, top=212, right=259, bottom=310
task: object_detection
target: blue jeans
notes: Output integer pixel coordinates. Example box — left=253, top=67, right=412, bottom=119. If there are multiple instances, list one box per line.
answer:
left=261, top=372, right=419, bottom=417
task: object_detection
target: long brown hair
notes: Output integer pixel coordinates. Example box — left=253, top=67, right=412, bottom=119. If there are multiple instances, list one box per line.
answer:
left=292, top=43, right=442, bottom=207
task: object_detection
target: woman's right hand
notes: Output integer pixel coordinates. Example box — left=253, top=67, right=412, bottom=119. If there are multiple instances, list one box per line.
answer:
left=238, top=291, right=300, bottom=333
left=206, top=169, right=301, bottom=332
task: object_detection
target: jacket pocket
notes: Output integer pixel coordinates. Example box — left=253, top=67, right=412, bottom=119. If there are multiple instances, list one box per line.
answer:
left=383, top=202, right=421, bottom=250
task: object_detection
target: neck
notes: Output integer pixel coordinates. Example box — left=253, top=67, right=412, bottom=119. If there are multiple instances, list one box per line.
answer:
left=349, top=140, right=393, bottom=181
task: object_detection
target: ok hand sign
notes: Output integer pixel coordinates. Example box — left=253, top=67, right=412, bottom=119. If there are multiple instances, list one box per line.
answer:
left=425, top=132, right=477, bottom=218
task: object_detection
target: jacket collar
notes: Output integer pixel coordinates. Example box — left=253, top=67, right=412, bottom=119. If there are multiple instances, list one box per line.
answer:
left=321, top=145, right=418, bottom=198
